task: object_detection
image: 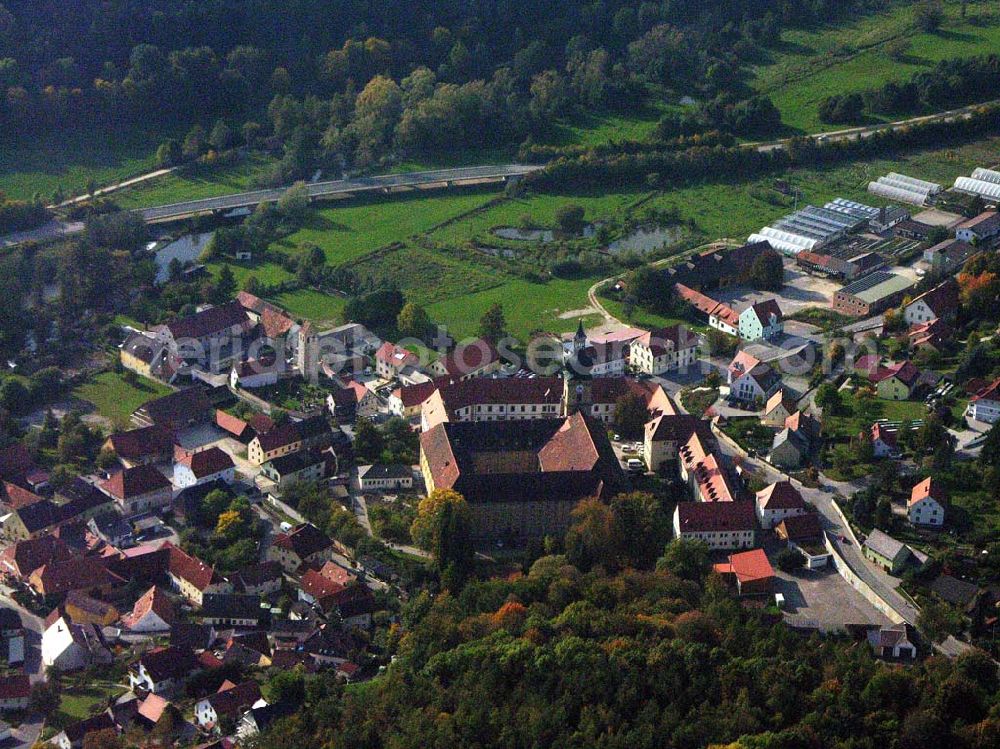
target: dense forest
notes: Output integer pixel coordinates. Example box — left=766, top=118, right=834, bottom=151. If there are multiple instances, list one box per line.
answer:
left=0, top=0, right=877, bottom=174
left=246, top=535, right=1000, bottom=749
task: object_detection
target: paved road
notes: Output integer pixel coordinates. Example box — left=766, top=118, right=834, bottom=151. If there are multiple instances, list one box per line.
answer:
left=0, top=594, right=46, bottom=747
left=0, top=219, right=83, bottom=249
left=751, top=98, right=1000, bottom=153
left=138, top=164, right=543, bottom=223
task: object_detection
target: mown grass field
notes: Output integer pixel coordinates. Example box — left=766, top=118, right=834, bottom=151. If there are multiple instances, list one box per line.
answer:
left=0, top=125, right=179, bottom=201
left=112, top=153, right=278, bottom=209
left=270, top=288, right=346, bottom=323
left=73, top=370, right=173, bottom=426
left=51, top=679, right=125, bottom=728
left=274, top=187, right=501, bottom=265
left=751, top=1, right=1000, bottom=133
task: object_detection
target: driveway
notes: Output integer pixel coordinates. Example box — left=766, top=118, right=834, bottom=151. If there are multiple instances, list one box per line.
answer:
left=774, top=566, right=891, bottom=632
left=0, top=595, right=46, bottom=747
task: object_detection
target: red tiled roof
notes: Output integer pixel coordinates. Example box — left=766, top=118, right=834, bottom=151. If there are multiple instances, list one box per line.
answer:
left=756, top=481, right=805, bottom=511
left=178, top=447, right=234, bottom=478
left=123, top=585, right=177, bottom=629
left=261, top=306, right=295, bottom=339
left=0, top=535, right=75, bottom=578
left=300, top=569, right=346, bottom=601
left=0, top=674, right=30, bottom=700
left=101, top=464, right=171, bottom=500
left=165, top=542, right=224, bottom=592
left=675, top=501, right=757, bottom=533
left=971, top=377, right=1000, bottom=403
left=248, top=413, right=276, bottom=434
left=870, top=422, right=898, bottom=448
left=137, top=645, right=200, bottom=683
left=746, top=299, right=783, bottom=326
left=375, top=342, right=418, bottom=369
left=435, top=338, right=499, bottom=376
left=909, top=477, right=947, bottom=508
left=636, top=325, right=695, bottom=356
left=2, top=481, right=44, bottom=510
left=317, top=561, right=356, bottom=587
left=907, top=278, right=958, bottom=317
left=254, top=422, right=300, bottom=453
left=715, top=548, right=774, bottom=584
left=776, top=513, right=822, bottom=541
left=106, top=425, right=174, bottom=462
left=215, top=410, right=251, bottom=438
left=29, top=556, right=123, bottom=596
left=434, top=376, right=563, bottom=418
left=207, top=680, right=262, bottom=719
left=164, top=301, right=249, bottom=340
left=872, top=360, right=920, bottom=387
left=394, top=380, right=439, bottom=409
left=273, top=524, right=332, bottom=561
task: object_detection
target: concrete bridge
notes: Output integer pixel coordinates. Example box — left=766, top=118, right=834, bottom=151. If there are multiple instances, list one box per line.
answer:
left=138, top=164, right=543, bottom=224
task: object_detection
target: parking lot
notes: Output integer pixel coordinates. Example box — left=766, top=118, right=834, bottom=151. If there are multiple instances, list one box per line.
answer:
left=774, top=566, right=891, bottom=632
left=716, top=259, right=841, bottom=315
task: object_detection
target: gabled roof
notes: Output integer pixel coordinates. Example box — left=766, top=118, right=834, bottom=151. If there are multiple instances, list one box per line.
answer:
left=200, top=594, right=262, bottom=621
left=261, top=306, right=295, bottom=339
left=101, top=464, right=171, bottom=500
left=358, top=464, right=411, bottom=481
left=863, top=529, right=908, bottom=561
left=970, top=377, right=1000, bottom=403
left=776, top=513, right=822, bottom=541
left=906, top=278, right=958, bottom=317
left=136, top=645, right=200, bottom=683
left=61, top=712, right=115, bottom=743
left=136, top=387, right=212, bottom=429
left=728, top=350, right=762, bottom=378
left=744, top=299, right=783, bottom=326
left=254, top=422, right=300, bottom=453
left=206, top=680, right=262, bottom=719
left=106, top=425, right=174, bottom=462
left=715, top=548, right=774, bottom=583
left=756, top=481, right=805, bottom=511
left=435, top=338, right=500, bottom=376
left=0, top=674, right=30, bottom=700
left=675, top=501, right=757, bottom=533
left=785, top=410, right=821, bottom=438
left=956, top=210, right=1000, bottom=233
left=137, top=692, right=170, bottom=724
left=122, top=585, right=177, bottom=629
left=177, top=447, right=235, bottom=478
left=393, top=380, right=439, bottom=409
left=163, top=301, right=249, bottom=340
left=215, top=410, right=252, bottom=439
left=165, top=542, right=225, bottom=592
left=299, top=568, right=346, bottom=601
left=635, top=325, right=695, bottom=356
left=871, top=360, right=920, bottom=387
left=273, top=523, right=333, bottom=560
left=2, top=481, right=44, bottom=510
left=375, top=342, right=418, bottom=369
left=909, top=477, right=947, bottom=508
left=764, top=389, right=796, bottom=416
left=262, top=449, right=324, bottom=476
left=29, top=556, right=123, bottom=596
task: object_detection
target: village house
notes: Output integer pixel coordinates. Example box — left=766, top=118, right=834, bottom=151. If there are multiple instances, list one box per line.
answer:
left=153, top=300, right=254, bottom=374
left=427, top=338, right=502, bottom=381
left=867, top=623, right=917, bottom=660
left=738, top=300, right=784, bottom=342
left=863, top=529, right=912, bottom=575
left=375, top=342, right=420, bottom=380
left=643, top=413, right=708, bottom=474
left=99, top=463, right=173, bottom=517
left=64, top=591, right=119, bottom=627
left=755, top=481, right=808, bottom=530
left=630, top=325, right=699, bottom=375
left=567, top=377, right=676, bottom=426
left=173, top=447, right=236, bottom=489
left=678, top=428, right=739, bottom=503
left=388, top=380, right=438, bottom=420
left=215, top=410, right=255, bottom=442
left=121, top=585, right=177, bottom=634
left=727, top=351, right=781, bottom=405
left=267, top=523, right=334, bottom=573
left=869, top=422, right=901, bottom=459
left=966, top=377, right=1000, bottom=424
left=165, top=543, right=233, bottom=606
left=327, top=380, right=380, bottom=421
left=260, top=450, right=327, bottom=495
left=761, top=390, right=796, bottom=428
left=922, top=238, right=978, bottom=274
left=674, top=284, right=739, bottom=337
left=776, top=513, right=830, bottom=569
left=41, top=609, right=113, bottom=672
left=120, top=332, right=176, bottom=383
left=672, top=502, right=758, bottom=551
left=129, top=645, right=201, bottom=696
left=51, top=713, right=116, bottom=749
left=131, top=387, right=213, bottom=431
left=871, top=360, right=922, bottom=401
left=199, top=594, right=264, bottom=628
left=232, top=561, right=283, bottom=597
left=230, top=359, right=281, bottom=389
left=0, top=675, right=30, bottom=712
left=903, top=278, right=958, bottom=326
left=195, top=680, right=263, bottom=732
left=248, top=422, right=301, bottom=466
left=103, top=425, right=175, bottom=468
left=908, top=318, right=954, bottom=353
left=908, top=477, right=946, bottom=527
left=770, top=427, right=811, bottom=469
left=28, top=556, right=123, bottom=600
left=955, top=210, right=1000, bottom=244
left=420, top=376, right=564, bottom=431
left=713, top=548, right=775, bottom=596
left=357, top=464, right=413, bottom=492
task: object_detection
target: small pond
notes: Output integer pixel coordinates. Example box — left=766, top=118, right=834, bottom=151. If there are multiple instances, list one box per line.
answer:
left=607, top=225, right=683, bottom=254
left=154, top=232, right=214, bottom=284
